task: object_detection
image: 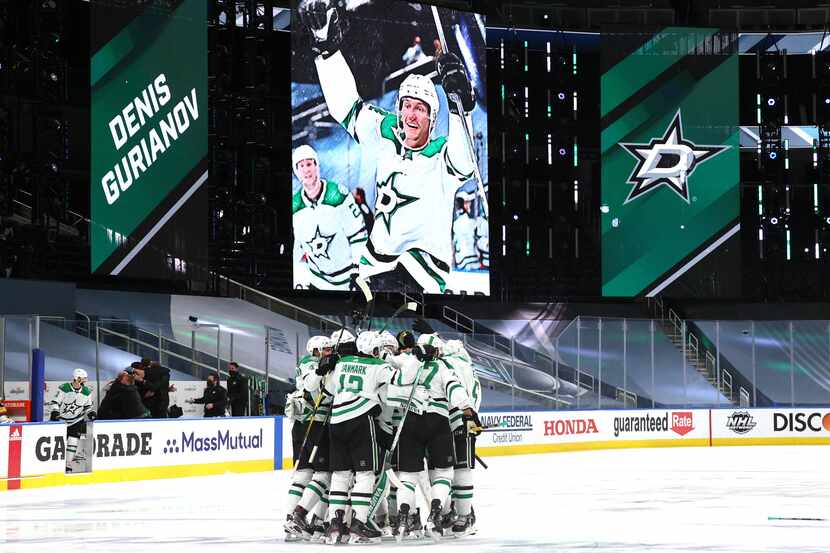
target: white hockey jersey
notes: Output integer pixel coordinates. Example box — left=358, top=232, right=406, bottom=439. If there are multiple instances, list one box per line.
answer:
left=298, top=356, right=332, bottom=423
left=314, top=52, right=477, bottom=289
left=293, top=179, right=368, bottom=289
left=442, top=349, right=481, bottom=430
left=49, top=382, right=94, bottom=425
left=387, top=355, right=471, bottom=419
left=285, top=354, right=323, bottom=423
left=453, top=211, right=489, bottom=270
left=323, top=354, right=394, bottom=425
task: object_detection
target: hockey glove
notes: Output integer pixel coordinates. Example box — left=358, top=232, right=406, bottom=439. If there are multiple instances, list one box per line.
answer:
left=463, top=408, right=483, bottom=435
left=316, top=352, right=339, bottom=376
left=298, top=0, right=349, bottom=58
left=87, top=411, right=97, bottom=421
left=436, top=53, right=475, bottom=113
left=49, top=411, right=60, bottom=422
left=412, top=317, right=435, bottom=335
left=414, top=344, right=435, bottom=362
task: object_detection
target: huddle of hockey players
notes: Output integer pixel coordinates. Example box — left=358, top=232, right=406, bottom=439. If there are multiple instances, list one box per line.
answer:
left=283, top=324, right=483, bottom=544
left=292, top=0, right=488, bottom=293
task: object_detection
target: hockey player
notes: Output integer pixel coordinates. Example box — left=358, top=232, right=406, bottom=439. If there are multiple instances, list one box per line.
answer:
left=442, top=339, right=482, bottom=536
left=388, top=333, right=480, bottom=540
left=284, top=333, right=341, bottom=542
left=49, top=368, right=96, bottom=471
left=316, top=330, right=394, bottom=544
left=292, top=144, right=368, bottom=291
left=284, top=335, right=333, bottom=541
left=453, top=190, right=489, bottom=270
left=298, top=0, right=481, bottom=293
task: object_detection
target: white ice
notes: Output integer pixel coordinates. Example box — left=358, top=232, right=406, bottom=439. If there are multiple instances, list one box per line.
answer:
left=2, top=446, right=829, bottom=553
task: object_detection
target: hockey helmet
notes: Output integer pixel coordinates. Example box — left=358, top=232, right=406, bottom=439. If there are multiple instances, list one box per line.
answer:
left=292, top=144, right=319, bottom=181
left=396, top=329, right=415, bottom=350
left=306, top=335, right=334, bottom=355
left=444, top=339, right=471, bottom=361
left=73, top=368, right=88, bottom=382
left=417, top=333, right=445, bottom=352
left=376, top=331, right=398, bottom=352
left=356, top=331, right=379, bottom=356
left=331, top=328, right=356, bottom=344
left=397, top=73, right=439, bottom=142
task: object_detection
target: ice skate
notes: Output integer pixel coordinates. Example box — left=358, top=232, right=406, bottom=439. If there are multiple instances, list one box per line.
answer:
left=325, top=510, right=348, bottom=545
left=374, top=514, right=394, bottom=539
left=283, top=510, right=306, bottom=542
left=425, top=498, right=443, bottom=541
left=349, top=518, right=382, bottom=544
left=308, top=515, right=327, bottom=543
left=451, top=513, right=475, bottom=537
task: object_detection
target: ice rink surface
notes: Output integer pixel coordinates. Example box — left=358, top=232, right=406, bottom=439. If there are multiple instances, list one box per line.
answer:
left=2, top=446, right=829, bottom=553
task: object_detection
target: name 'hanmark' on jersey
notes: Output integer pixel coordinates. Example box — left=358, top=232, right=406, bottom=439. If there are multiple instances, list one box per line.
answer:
left=375, top=171, right=418, bottom=233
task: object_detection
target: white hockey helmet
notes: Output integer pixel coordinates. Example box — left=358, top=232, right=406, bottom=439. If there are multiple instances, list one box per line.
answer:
left=292, top=144, right=319, bottom=181
left=306, top=335, right=334, bottom=355
left=444, top=339, right=471, bottom=361
left=397, top=73, right=439, bottom=142
left=375, top=331, right=398, bottom=352
left=73, top=368, right=88, bottom=382
left=417, top=333, right=444, bottom=352
left=331, top=328, right=356, bottom=344
left=356, top=331, right=379, bottom=356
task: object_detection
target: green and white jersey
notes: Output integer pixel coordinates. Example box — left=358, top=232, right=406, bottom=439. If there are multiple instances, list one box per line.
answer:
left=290, top=354, right=321, bottom=422
left=323, top=354, right=394, bottom=425
left=442, top=352, right=481, bottom=430
left=387, top=355, right=471, bottom=419
left=49, top=382, right=94, bottom=425
left=293, top=179, right=368, bottom=289
left=301, top=363, right=333, bottom=424
left=315, top=52, right=477, bottom=291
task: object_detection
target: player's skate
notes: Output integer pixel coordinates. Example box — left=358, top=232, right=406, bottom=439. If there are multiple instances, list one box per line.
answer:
left=283, top=509, right=306, bottom=542
left=349, top=518, right=382, bottom=544
left=451, top=513, right=475, bottom=537
left=441, top=504, right=458, bottom=536
left=373, top=514, right=394, bottom=539
left=325, top=510, right=348, bottom=545
left=308, top=515, right=327, bottom=543
left=396, top=504, right=423, bottom=542
left=425, top=498, right=443, bottom=542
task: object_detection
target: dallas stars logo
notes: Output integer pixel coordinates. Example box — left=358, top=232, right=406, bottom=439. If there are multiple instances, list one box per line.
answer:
left=305, top=226, right=335, bottom=260
left=375, top=172, right=417, bottom=232
left=619, top=110, right=729, bottom=205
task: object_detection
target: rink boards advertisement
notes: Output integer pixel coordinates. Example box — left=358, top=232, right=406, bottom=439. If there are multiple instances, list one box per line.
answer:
left=291, top=0, right=489, bottom=295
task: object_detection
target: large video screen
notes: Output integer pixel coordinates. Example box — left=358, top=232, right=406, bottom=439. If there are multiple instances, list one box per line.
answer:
left=291, top=0, right=488, bottom=295
left=600, top=28, right=739, bottom=297
left=90, top=0, right=207, bottom=278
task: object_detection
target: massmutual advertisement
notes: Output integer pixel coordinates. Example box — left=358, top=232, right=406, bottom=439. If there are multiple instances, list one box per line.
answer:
left=90, top=0, right=207, bottom=278
left=601, top=28, right=739, bottom=297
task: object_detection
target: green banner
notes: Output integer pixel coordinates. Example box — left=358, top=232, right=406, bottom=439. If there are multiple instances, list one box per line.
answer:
left=90, top=0, right=207, bottom=275
left=601, top=28, right=739, bottom=297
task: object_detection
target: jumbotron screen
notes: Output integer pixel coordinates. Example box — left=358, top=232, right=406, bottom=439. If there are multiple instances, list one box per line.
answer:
left=291, top=0, right=489, bottom=295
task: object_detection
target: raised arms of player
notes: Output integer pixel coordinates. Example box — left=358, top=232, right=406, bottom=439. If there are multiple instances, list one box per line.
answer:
left=313, top=52, right=387, bottom=149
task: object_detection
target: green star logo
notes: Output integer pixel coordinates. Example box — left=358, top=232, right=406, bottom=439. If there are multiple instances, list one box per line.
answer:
left=374, top=172, right=418, bottom=233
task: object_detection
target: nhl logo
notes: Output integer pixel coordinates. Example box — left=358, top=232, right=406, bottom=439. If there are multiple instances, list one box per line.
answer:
left=726, top=411, right=757, bottom=434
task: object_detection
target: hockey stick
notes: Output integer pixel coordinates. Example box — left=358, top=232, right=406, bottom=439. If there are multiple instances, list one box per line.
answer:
left=366, top=360, right=428, bottom=520
left=376, top=301, right=418, bottom=334
left=474, top=454, right=488, bottom=470
left=430, top=5, right=488, bottom=218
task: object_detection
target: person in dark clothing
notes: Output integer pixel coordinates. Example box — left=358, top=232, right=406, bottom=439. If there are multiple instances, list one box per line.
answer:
left=188, top=372, right=227, bottom=417
left=226, top=362, right=249, bottom=417
left=141, top=361, right=171, bottom=418
left=98, top=370, right=149, bottom=420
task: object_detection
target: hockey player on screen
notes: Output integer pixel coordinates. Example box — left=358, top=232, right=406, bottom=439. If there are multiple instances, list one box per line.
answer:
left=49, top=368, right=96, bottom=471
left=453, top=190, right=489, bottom=270
left=298, top=0, right=480, bottom=294
left=292, top=144, right=368, bottom=291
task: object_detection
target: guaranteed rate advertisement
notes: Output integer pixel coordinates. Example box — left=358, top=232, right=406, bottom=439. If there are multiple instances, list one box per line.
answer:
left=291, top=0, right=489, bottom=295
left=90, top=0, right=208, bottom=277
left=601, top=28, right=740, bottom=297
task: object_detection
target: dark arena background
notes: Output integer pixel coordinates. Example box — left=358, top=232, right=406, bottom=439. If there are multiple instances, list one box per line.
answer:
left=0, top=1, right=829, bottom=552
